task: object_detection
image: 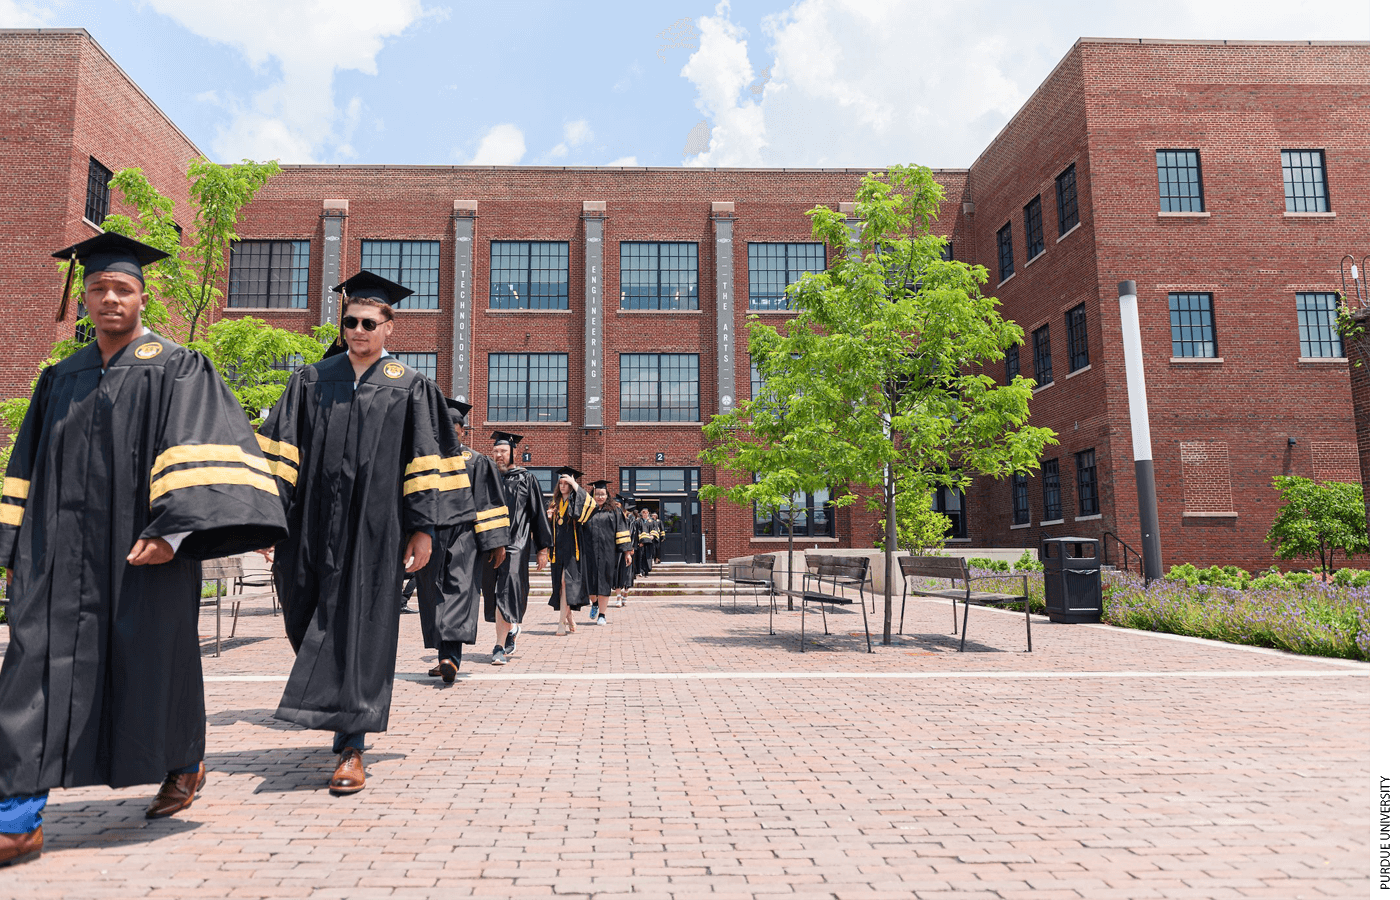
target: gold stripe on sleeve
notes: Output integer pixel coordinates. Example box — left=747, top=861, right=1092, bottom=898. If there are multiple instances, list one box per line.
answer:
left=476, top=505, right=509, bottom=522
left=577, top=493, right=597, bottom=523
left=256, top=435, right=301, bottom=465
left=405, top=455, right=444, bottom=476
left=440, top=456, right=467, bottom=473
left=152, top=444, right=273, bottom=479
left=0, top=503, right=22, bottom=527
left=437, top=473, right=472, bottom=492
left=615, top=531, right=631, bottom=539
left=474, top=518, right=509, bottom=534
left=403, top=474, right=440, bottom=496
left=150, top=466, right=279, bottom=502
left=2, top=478, right=29, bottom=501
left=268, top=460, right=298, bottom=486
left=615, top=536, right=631, bottom=545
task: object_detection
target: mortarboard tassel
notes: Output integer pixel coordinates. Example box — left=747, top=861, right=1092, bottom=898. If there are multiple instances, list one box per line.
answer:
left=56, top=252, right=76, bottom=323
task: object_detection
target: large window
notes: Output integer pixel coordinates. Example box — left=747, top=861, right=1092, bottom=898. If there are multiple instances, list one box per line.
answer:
left=1075, top=449, right=1099, bottom=516
left=620, top=353, right=699, bottom=421
left=1011, top=473, right=1029, bottom=526
left=621, top=468, right=701, bottom=494
left=527, top=468, right=558, bottom=494
left=1281, top=150, right=1330, bottom=213
left=1168, top=292, right=1217, bottom=358
left=748, top=242, right=825, bottom=310
left=1004, top=343, right=1020, bottom=385
left=1055, top=164, right=1079, bottom=235
left=391, top=352, right=438, bottom=382
left=228, top=240, right=311, bottom=308
left=361, top=240, right=439, bottom=310
left=1032, top=325, right=1053, bottom=386
left=1296, top=292, right=1343, bottom=358
left=1156, top=149, right=1204, bottom=212
left=753, top=480, right=836, bottom=538
left=85, top=157, right=111, bottom=224
left=487, top=353, right=568, bottom=421
left=1023, top=195, right=1045, bottom=259
left=621, top=242, right=698, bottom=310
left=1041, top=458, right=1062, bottom=521
left=996, top=222, right=1014, bottom=282
left=489, top=241, right=569, bottom=309
left=1065, top=304, right=1089, bottom=372
left=935, top=487, right=967, bottom=539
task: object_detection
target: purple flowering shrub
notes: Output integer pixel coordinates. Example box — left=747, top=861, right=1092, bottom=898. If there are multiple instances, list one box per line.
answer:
left=1101, top=570, right=1368, bottom=661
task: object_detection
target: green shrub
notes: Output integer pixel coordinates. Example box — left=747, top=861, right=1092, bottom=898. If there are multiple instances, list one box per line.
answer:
left=1014, top=549, right=1044, bottom=572
left=1284, top=571, right=1313, bottom=588
left=1333, top=568, right=1370, bottom=587
left=1248, top=572, right=1290, bottom=590
left=968, top=557, right=994, bottom=570
left=990, top=559, right=1010, bottom=572
left=1167, top=563, right=1200, bottom=585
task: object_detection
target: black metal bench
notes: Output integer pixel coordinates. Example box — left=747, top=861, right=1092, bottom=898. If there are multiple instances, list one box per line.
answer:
left=898, top=555, right=1032, bottom=652
left=774, top=554, right=874, bottom=653
left=720, top=554, right=776, bottom=609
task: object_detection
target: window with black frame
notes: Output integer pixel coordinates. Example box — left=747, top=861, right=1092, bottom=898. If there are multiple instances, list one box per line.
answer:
left=752, top=477, right=835, bottom=538
left=747, top=242, right=824, bottom=310
left=361, top=240, right=439, bottom=309
left=85, top=157, right=111, bottom=224
left=1011, top=473, right=1029, bottom=525
left=996, top=222, right=1014, bottom=282
left=1075, top=449, right=1099, bottom=516
left=620, top=242, right=699, bottom=310
left=1156, top=149, right=1204, bottom=212
left=1281, top=150, right=1330, bottom=213
left=1065, top=304, right=1089, bottom=371
left=1295, top=292, right=1343, bottom=358
left=228, top=240, right=311, bottom=308
left=527, top=468, right=558, bottom=494
left=935, top=487, right=967, bottom=539
left=620, top=353, right=699, bottom=421
left=1023, top=195, right=1045, bottom=259
left=391, top=352, right=438, bottom=382
left=1169, top=292, right=1217, bottom=358
left=487, top=353, right=568, bottom=421
left=489, top=241, right=569, bottom=309
left=1032, top=325, right=1053, bottom=386
left=1055, top=164, right=1079, bottom=235
left=1004, top=343, right=1020, bottom=385
left=1041, top=458, right=1062, bottom=521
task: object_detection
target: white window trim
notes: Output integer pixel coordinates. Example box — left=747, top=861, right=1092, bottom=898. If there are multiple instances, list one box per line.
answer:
left=1056, top=222, right=1082, bottom=243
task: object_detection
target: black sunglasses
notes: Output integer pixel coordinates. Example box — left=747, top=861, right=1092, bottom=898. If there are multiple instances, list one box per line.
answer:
left=341, top=314, right=385, bottom=332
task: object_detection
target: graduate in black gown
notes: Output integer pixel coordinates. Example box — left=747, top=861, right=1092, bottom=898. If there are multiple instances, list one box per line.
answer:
left=258, top=271, right=476, bottom=794
left=613, top=495, right=637, bottom=607
left=582, top=481, right=632, bottom=626
left=480, top=431, right=551, bottom=665
left=416, top=399, right=508, bottom=682
left=636, top=508, right=656, bottom=577
left=0, top=234, right=288, bottom=867
left=547, top=467, right=594, bottom=634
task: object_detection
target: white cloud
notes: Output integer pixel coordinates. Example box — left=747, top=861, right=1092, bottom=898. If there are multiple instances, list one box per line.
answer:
left=679, top=0, right=1370, bottom=169
left=606, top=156, right=639, bottom=167
left=612, top=61, right=643, bottom=92
left=0, top=0, right=49, bottom=26
left=546, top=119, right=594, bottom=160
left=143, top=0, right=429, bottom=162
left=469, top=124, right=526, bottom=165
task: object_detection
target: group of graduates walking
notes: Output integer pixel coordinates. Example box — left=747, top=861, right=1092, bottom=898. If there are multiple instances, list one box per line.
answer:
left=0, top=234, right=665, bottom=869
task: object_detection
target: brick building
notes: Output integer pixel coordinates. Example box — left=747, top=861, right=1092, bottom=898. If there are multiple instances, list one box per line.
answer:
left=0, top=29, right=1368, bottom=570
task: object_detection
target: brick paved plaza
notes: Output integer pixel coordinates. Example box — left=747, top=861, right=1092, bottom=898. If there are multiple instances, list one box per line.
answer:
left=1, top=574, right=1367, bottom=899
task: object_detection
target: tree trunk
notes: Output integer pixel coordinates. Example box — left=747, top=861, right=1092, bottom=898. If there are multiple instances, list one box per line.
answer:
left=883, top=460, right=895, bottom=645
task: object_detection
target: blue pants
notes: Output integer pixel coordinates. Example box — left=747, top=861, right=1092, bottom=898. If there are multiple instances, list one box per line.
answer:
left=0, top=761, right=201, bottom=834
left=333, top=732, right=365, bottom=753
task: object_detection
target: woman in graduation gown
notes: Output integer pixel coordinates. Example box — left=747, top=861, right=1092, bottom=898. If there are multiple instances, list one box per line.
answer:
left=579, top=481, right=632, bottom=625
left=546, top=468, right=593, bottom=634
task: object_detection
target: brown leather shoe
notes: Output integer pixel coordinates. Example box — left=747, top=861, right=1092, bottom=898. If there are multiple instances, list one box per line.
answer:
left=329, top=748, right=365, bottom=794
left=0, top=826, right=41, bottom=868
left=146, top=761, right=207, bottom=819
left=440, top=659, right=458, bottom=684
left=427, top=664, right=442, bottom=678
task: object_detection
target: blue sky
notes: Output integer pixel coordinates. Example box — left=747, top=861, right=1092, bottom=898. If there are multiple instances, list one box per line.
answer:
left=0, top=0, right=1372, bottom=167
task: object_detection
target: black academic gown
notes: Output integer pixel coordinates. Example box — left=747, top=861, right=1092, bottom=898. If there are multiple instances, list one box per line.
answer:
left=580, top=506, right=631, bottom=597
left=416, top=447, right=507, bottom=648
left=483, top=466, right=551, bottom=624
left=258, top=355, right=472, bottom=736
left=616, top=515, right=639, bottom=590
left=0, top=336, right=287, bottom=796
left=637, top=520, right=655, bottom=576
left=548, top=490, right=595, bottom=611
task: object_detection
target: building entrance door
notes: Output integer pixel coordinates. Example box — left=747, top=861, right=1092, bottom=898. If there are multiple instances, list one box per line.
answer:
left=621, top=467, right=703, bottom=563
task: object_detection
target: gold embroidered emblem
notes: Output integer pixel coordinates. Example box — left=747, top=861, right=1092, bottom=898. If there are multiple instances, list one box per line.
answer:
left=382, top=362, right=405, bottom=379
left=134, top=342, right=163, bottom=360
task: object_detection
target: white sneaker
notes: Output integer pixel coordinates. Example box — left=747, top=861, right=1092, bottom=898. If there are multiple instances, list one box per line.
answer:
left=618, top=597, right=626, bottom=606
left=597, top=615, right=607, bottom=626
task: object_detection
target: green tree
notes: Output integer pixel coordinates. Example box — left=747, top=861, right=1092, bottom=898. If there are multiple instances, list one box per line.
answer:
left=705, top=164, right=1056, bottom=644
left=1266, top=476, right=1368, bottom=577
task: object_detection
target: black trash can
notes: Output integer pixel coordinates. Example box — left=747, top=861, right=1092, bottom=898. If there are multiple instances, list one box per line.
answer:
left=1040, top=537, right=1102, bottom=623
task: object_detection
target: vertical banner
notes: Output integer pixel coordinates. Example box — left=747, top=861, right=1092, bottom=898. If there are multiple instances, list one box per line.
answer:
left=713, top=214, right=735, bottom=415
left=319, top=213, right=343, bottom=327
left=452, top=206, right=475, bottom=403
left=583, top=209, right=605, bottom=428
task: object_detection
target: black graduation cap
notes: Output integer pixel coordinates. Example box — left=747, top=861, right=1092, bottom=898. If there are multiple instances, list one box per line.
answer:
left=444, top=398, right=471, bottom=425
left=491, top=430, right=523, bottom=448
left=331, top=270, right=415, bottom=306
left=589, top=479, right=611, bottom=490
left=51, top=232, right=169, bottom=323
left=556, top=465, right=584, bottom=480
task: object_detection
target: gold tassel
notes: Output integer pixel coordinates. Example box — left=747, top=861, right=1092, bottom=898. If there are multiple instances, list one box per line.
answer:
left=55, top=252, right=76, bottom=323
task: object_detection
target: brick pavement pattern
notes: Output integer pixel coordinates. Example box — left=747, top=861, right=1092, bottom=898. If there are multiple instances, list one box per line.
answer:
left=1, top=577, right=1366, bottom=899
